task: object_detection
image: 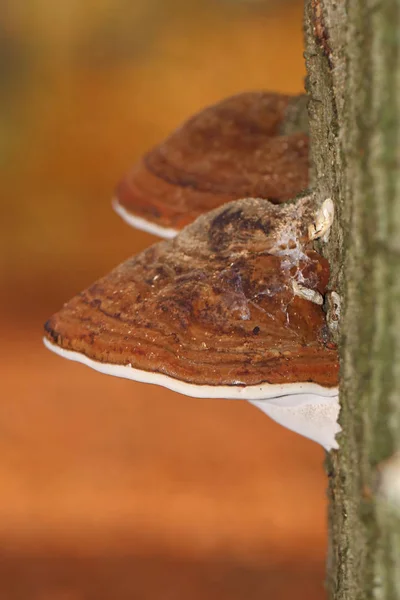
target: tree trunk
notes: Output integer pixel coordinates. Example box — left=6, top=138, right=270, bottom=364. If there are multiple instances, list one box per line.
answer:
left=304, top=0, right=400, bottom=598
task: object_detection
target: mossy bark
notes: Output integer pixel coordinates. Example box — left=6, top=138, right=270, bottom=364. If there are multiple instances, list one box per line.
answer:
left=304, top=0, right=400, bottom=598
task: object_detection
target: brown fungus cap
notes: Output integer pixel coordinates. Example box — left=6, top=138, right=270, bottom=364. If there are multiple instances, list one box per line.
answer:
left=114, top=91, right=309, bottom=236
left=44, top=197, right=338, bottom=391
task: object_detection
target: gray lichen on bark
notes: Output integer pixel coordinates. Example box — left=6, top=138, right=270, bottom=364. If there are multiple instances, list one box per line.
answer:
left=304, top=0, right=400, bottom=599
left=280, top=93, right=309, bottom=135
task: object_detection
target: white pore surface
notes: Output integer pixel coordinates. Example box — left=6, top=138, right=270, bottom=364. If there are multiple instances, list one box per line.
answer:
left=249, top=396, right=341, bottom=451
left=43, top=338, right=340, bottom=449
left=112, top=198, right=178, bottom=239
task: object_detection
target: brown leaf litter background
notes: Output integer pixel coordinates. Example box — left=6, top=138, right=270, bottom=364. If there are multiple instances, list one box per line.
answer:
left=0, top=1, right=329, bottom=598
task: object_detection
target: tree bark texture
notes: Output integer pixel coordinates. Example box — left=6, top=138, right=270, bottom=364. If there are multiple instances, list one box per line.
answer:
left=304, top=1, right=400, bottom=599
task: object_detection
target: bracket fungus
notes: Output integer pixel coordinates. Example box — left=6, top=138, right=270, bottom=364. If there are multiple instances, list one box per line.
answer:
left=113, top=91, right=309, bottom=238
left=44, top=196, right=340, bottom=450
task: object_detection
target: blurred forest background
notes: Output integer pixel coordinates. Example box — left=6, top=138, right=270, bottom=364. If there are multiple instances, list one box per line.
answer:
left=1, top=1, right=329, bottom=599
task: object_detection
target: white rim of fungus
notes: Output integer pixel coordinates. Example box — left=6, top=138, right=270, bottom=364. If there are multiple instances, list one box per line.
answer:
left=44, top=338, right=341, bottom=449
left=43, top=337, right=338, bottom=401
left=112, top=198, right=178, bottom=239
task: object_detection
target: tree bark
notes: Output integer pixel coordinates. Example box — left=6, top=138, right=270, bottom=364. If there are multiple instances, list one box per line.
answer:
left=304, top=1, right=400, bottom=598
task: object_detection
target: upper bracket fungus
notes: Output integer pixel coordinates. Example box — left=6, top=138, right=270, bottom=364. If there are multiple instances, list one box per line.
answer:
left=44, top=196, right=340, bottom=450
left=113, top=91, right=309, bottom=238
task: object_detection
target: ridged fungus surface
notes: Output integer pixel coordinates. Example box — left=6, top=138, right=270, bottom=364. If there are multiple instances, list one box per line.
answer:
left=45, top=197, right=338, bottom=389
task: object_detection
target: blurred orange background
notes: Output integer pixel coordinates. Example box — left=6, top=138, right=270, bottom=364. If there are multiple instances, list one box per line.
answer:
left=1, top=1, right=329, bottom=598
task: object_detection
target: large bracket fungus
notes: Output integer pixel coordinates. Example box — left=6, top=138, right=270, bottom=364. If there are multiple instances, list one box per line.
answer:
left=113, top=91, right=309, bottom=238
left=44, top=196, right=340, bottom=450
